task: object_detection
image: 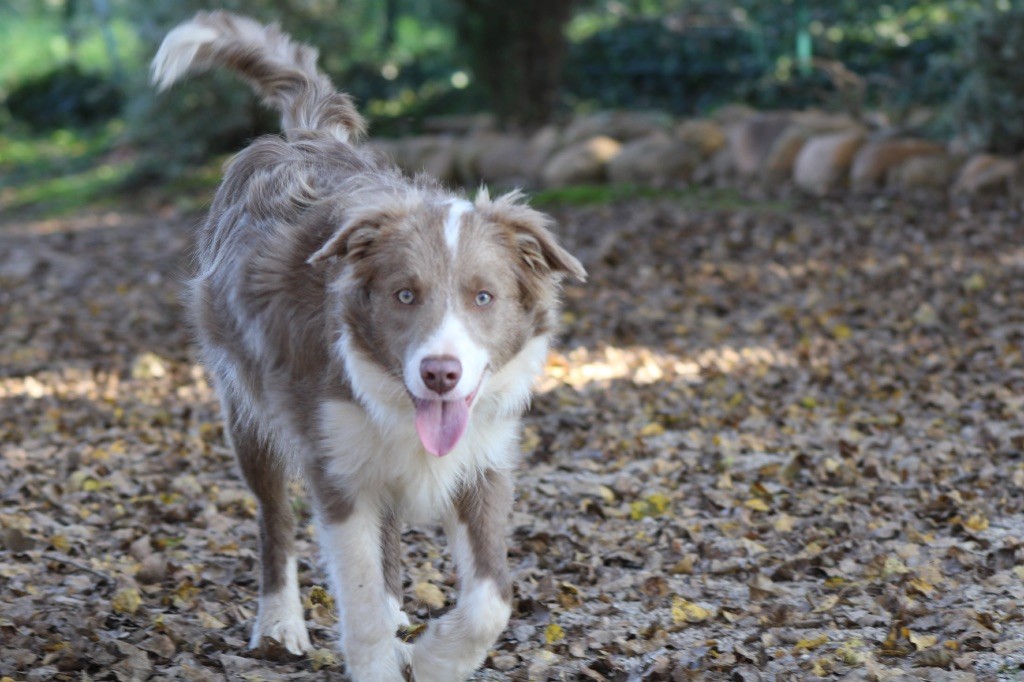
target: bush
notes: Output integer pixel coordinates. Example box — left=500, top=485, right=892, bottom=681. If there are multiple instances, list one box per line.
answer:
left=562, top=6, right=961, bottom=120
left=564, top=18, right=766, bottom=115
left=951, top=6, right=1024, bottom=154
left=5, top=65, right=123, bottom=131
left=122, top=71, right=278, bottom=182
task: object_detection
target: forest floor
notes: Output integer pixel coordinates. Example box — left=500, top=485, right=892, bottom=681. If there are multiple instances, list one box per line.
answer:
left=1, top=189, right=1023, bottom=681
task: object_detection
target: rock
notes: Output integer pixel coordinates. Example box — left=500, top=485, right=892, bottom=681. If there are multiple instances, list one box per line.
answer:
left=524, top=125, right=563, bottom=177
left=706, top=147, right=736, bottom=185
left=953, top=153, right=1018, bottom=196
left=889, top=153, right=960, bottom=191
left=387, top=136, right=458, bottom=184
left=674, top=119, right=726, bottom=158
left=421, top=113, right=495, bottom=135
left=761, top=126, right=810, bottom=184
left=541, top=136, right=622, bottom=187
left=850, top=138, right=945, bottom=191
left=710, top=103, right=757, bottom=125
left=456, top=127, right=563, bottom=188
left=454, top=132, right=499, bottom=185
left=729, top=112, right=794, bottom=177
left=793, top=131, right=867, bottom=196
left=607, top=133, right=701, bottom=185
left=474, top=133, right=530, bottom=187
left=562, top=110, right=671, bottom=146
left=762, top=112, right=864, bottom=183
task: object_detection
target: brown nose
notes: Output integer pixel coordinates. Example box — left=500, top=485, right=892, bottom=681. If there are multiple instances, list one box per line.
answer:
left=420, top=355, right=462, bottom=395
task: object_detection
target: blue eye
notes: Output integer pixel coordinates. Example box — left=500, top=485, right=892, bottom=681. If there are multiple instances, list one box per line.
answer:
left=475, top=291, right=493, bottom=307
left=396, top=289, right=415, bottom=305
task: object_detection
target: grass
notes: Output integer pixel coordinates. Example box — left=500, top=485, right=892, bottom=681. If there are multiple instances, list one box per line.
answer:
left=530, top=184, right=792, bottom=212
left=0, top=107, right=226, bottom=218
left=0, top=159, right=133, bottom=216
left=0, top=122, right=132, bottom=218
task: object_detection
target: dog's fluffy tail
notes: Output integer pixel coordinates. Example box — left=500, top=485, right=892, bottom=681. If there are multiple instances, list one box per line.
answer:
left=150, top=11, right=366, bottom=142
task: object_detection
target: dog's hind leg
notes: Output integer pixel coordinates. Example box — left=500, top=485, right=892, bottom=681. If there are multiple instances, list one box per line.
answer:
left=226, top=407, right=311, bottom=655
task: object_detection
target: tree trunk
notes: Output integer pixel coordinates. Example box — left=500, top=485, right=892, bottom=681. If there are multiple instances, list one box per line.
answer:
left=455, top=0, right=577, bottom=128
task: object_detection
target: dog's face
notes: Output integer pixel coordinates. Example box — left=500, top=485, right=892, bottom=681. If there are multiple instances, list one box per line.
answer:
left=311, top=191, right=585, bottom=456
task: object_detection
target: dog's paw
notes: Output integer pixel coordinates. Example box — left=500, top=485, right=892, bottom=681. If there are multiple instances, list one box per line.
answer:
left=249, top=588, right=312, bottom=655
left=249, top=613, right=312, bottom=655
left=410, top=633, right=480, bottom=682
left=345, top=639, right=412, bottom=681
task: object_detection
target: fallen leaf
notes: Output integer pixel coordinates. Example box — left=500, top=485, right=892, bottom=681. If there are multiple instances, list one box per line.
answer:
left=794, top=633, right=828, bottom=651
left=309, top=647, right=338, bottom=671
left=112, top=586, right=142, bottom=616
left=671, top=596, right=711, bottom=624
left=544, top=623, right=565, bottom=645
left=414, top=582, right=446, bottom=609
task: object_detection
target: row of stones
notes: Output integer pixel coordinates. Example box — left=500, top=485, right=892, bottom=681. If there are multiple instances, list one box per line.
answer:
left=369, top=108, right=1024, bottom=199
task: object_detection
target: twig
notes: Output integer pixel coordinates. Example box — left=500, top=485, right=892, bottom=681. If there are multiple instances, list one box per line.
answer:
left=42, top=551, right=113, bottom=582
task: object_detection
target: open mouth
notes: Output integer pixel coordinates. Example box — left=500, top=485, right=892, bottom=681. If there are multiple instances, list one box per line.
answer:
left=412, top=373, right=486, bottom=457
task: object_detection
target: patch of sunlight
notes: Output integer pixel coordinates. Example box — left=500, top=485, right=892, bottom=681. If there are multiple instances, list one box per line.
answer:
left=0, top=364, right=210, bottom=402
left=539, top=343, right=796, bottom=392
left=0, top=368, right=117, bottom=402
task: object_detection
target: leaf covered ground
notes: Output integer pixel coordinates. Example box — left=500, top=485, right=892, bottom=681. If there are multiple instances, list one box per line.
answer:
left=1, top=191, right=1023, bottom=681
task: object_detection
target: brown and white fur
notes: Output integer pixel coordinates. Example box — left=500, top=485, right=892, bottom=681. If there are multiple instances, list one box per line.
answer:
left=151, top=12, right=585, bottom=682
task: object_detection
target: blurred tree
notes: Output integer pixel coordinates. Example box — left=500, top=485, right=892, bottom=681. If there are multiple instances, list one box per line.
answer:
left=453, top=0, right=578, bottom=128
left=951, top=3, right=1024, bottom=153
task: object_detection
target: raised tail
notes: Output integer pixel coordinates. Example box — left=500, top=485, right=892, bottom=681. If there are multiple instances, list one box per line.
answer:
left=150, top=11, right=366, bottom=142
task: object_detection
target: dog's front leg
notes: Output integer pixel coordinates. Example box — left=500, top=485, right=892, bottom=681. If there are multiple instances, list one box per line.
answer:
left=312, top=480, right=411, bottom=681
left=411, top=470, right=513, bottom=682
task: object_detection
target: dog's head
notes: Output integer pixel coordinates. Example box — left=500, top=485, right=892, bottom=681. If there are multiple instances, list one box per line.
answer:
left=310, top=190, right=585, bottom=456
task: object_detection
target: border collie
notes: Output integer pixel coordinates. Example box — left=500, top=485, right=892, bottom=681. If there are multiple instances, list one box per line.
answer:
left=151, top=12, right=585, bottom=681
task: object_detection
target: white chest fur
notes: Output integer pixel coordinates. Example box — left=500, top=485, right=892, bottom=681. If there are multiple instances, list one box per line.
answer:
left=317, top=399, right=519, bottom=522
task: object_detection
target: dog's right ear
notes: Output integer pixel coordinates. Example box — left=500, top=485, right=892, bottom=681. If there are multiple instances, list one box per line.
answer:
left=307, top=205, right=406, bottom=265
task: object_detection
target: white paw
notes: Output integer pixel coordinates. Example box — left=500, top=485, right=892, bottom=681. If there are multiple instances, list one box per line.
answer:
left=410, top=631, right=478, bottom=682
left=250, top=595, right=312, bottom=655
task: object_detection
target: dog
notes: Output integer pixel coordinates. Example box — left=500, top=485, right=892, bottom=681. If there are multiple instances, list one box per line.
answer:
left=151, top=12, right=585, bottom=681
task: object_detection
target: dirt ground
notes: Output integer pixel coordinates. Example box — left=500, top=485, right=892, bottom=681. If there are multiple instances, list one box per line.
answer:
left=1, top=191, right=1023, bottom=681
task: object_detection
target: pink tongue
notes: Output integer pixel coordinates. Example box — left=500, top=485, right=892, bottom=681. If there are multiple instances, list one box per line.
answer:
left=414, top=399, right=470, bottom=456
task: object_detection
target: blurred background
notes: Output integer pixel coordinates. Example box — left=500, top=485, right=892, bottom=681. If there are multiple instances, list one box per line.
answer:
left=1, top=0, right=1023, bottom=212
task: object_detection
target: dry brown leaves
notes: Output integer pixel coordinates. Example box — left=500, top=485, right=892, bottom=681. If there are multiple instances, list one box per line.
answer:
left=1, top=193, right=1023, bottom=681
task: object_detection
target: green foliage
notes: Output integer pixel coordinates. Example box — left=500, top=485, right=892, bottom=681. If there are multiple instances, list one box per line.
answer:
left=0, top=8, right=141, bottom=90
left=950, top=5, right=1024, bottom=154
left=565, top=2, right=965, bottom=117
left=565, top=18, right=765, bottom=114
left=6, top=65, right=123, bottom=131
left=119, top=0, right=473, bottom=177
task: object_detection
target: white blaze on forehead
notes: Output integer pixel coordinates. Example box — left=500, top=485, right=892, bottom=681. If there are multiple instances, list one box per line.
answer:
left=444, top=199, right=474, bottom=256
left=405, top=310, right=489, bottom=401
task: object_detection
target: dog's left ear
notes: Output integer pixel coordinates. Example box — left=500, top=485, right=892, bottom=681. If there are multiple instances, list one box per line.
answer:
left=483, top=191, right=587, bottom=283
left=307, top=205, right=405, bottom=265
